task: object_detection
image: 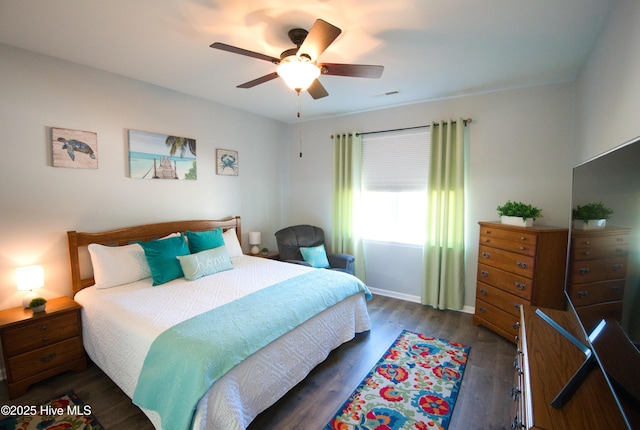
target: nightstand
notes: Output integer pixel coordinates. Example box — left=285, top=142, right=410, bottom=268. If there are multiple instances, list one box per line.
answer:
left=249, top=251, right=280, bottom=260
left=0, top=296, right=87, bottom=398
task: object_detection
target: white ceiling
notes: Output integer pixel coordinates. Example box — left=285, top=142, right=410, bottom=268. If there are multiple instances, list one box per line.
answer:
left=0, top=0, right=615, bottom=124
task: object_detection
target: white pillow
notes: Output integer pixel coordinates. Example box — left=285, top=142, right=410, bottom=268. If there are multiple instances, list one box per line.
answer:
left=222, top=228, right=243, bottom=257
left=88, top=243, right=151, bottom=289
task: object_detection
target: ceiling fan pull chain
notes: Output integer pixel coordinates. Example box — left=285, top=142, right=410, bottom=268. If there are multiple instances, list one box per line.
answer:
left=298, top=92, right=303, bottom=157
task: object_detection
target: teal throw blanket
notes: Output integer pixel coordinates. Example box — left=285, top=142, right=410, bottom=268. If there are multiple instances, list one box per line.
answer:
left=133, top=269, right=371, bottom=430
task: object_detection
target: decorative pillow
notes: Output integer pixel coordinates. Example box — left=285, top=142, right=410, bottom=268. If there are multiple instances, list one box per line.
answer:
left=177, top=245, right=233, bottom=281
left=222, top=228, right=243, bottom=257
left=88, top=243, right=151, bottom=289
left=299, top=244, right=331, bottom=268
left=139, top=234, right=190, bottom=286
left=185, top=228, right=224, bottom=254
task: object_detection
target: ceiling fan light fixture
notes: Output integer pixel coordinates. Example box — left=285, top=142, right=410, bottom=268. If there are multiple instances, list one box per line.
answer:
left=276, top=56, right=320, bottom=92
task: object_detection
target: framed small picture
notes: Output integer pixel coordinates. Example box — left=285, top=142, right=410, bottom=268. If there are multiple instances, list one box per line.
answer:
left=216, top=149, right=238, bottom=176
left=51, top=127, right=98, bottom=169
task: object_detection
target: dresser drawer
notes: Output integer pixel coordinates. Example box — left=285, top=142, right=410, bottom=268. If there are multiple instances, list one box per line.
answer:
left=569, top=257, right=627, bottom=284
left=479, top=245, right=535, bottom=277
left=7, top=337, right=84, bottom=382
left=475, top=299, right=521, bottom=338
left=571, top=232, right=629, bottom=249
left=476, top=282, right=526, bottom=317
left=567, top=279, right=625, bottom=307
left=480, top=227, right=537, bottom=252
left=2, top=312, right=80, bottom=357
left=477, top=263, right=533, bottom=301
left=571, top=243, right=628, bottom=261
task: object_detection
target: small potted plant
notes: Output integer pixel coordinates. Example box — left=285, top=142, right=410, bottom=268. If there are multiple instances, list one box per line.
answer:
left=496, top=200, right=543, bottom=227
left=29, top=297, right=47, bottom=313
left=572, top=202, right=613, bottom=230
left=260, top=247, right=269, bottom=255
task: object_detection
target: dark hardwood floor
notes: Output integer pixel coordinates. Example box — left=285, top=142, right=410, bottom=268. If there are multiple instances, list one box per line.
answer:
left=0, top=295, right=515, bottom=429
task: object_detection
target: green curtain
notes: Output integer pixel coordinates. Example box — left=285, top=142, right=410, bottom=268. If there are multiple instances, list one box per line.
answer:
left=332, top=132, right=365, bottom=281
left=422, top=119, right=466, bottom=310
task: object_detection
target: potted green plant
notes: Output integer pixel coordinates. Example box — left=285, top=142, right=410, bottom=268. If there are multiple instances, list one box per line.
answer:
left=29, top=297, right=47, bottom=313
left=496, top=200, right=543, bottom=227
left=572, top=202, right=613, bottom=230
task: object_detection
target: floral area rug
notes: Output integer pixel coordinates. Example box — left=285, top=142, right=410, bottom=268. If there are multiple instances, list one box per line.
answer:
left=325, top=330, right=470, bottom=430
left=0, top=391, right=104, bottom=430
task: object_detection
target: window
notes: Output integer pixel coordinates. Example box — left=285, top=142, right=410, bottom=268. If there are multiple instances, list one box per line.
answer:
left=360, top=130, right=430, bottom=245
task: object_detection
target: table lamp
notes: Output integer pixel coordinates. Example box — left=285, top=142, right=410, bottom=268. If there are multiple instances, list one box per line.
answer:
left=249, top=231, right=261, bottom=255
left=16, top=265, right=44, bottom=308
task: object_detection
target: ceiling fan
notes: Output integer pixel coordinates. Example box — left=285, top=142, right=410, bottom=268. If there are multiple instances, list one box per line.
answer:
left=210, top=19, right=384, bottom=99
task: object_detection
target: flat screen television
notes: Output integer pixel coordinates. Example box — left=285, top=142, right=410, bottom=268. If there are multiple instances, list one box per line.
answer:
left=556, top=136, right=640, bottom=428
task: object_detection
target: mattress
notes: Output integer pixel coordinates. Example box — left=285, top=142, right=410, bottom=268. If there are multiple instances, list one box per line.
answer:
left=74, top=255, right=371, bottom=429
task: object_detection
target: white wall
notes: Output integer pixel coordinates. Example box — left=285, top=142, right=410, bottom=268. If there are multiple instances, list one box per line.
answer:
left=0, top=44, right=288, bottom=309
left=575, top=0, right=640, bottom=161
left=287, top=83, right=576, bottom=309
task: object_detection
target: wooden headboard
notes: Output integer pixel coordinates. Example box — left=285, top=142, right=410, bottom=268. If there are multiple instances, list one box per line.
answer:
left=67, top=216, right=241, bottom=296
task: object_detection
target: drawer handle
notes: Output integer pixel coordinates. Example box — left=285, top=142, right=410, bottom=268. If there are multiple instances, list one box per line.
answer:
left=42, top=337, right=49, bottom=342
left=615, top=248, right=624, bottom=254
left=616, top=237, right=624, bottom=242
left=40, top=352, right=56, bottom=362
left=519, top=236, right=526, bottom=241
left=515, top=282, right=526, bottom=290
left=513, top=321, right=520, bottom=330
left=485, top=230, right=491, bottom=234
left=611, top=285, right=622, bottom=293
left=579, top=267, right=590, bottom=275
left=519, top=246, right=525, bottom=251
left=41, top=325, right=48, bottom=331
left=581, top=251, right=591, bottom=257
left=480, top=270, right=489, bottom=277
left=483, top=238, right=490, bottom=243
left=513, top=303, right=520, bottom=311
left=510, top=385, right=521, bottom=401
left=577, top=291, right=588, bottom=299
left=517, top=261, right=527, bottom=269
left=479, top=307, right=487, bottom=314
left=611, top=264, right=623, bottom=271
left=479, top=288, right=488, bottom=296
left=511, top=415, right=522, bottom=430
left=481, top=252, right=490, bottom=259
left=582, top=240, right=591, bottom=245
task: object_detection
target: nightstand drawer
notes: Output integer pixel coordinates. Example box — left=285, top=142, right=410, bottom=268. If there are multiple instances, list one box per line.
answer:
left=7, top=336, right=84, bottom=381
left=3, top=312, right=79, bottom=357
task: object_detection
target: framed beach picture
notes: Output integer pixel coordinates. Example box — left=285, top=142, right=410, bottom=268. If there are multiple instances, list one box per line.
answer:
left=51, top=127, right=98, bottom=169
left=216, top=149, right=238, bottom=176
left=128, top=130, right=197, bottom=180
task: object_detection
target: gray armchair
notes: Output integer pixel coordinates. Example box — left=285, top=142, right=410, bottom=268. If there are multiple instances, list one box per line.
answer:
left=275, top=225, right=355, bottom=275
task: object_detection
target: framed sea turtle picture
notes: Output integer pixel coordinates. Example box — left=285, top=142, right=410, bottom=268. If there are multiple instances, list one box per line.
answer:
left=51, top=127, right=98, bottom=169
left=216, top=149, right=238, bottom=176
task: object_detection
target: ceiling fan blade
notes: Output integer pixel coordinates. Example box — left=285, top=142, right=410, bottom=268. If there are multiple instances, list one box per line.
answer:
left=210, top=42, right=279, bottom=63
left=319, top=63, right=384, bottom=79
left=297, top=19, right=341, bottom=61
left=237, top=72, right=279, bottom=89
left=307, top=79, right=329, bottom=99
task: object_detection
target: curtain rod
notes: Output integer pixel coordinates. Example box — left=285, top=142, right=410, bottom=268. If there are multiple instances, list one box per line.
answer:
left=330, top=118, right=472, bottom=139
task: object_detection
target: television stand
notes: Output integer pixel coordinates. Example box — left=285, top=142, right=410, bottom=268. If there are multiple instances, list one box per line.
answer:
left=513, top=305, right=627, bottom=429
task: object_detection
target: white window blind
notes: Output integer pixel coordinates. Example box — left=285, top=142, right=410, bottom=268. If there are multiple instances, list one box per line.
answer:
left=362, top=129, right=430, bottom=191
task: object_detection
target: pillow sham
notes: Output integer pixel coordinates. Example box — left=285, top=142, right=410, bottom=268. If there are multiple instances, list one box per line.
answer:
left=177, top=245, right=233, bottom=281
left=299, top=244, right=330, bottom=268
left=88, top=243, right=151, bottom=289
left=222, top=228, right=243, bottom=257
left=185, top=228, right=224, bottom=254
left=139, top=234, right=190, bottom=286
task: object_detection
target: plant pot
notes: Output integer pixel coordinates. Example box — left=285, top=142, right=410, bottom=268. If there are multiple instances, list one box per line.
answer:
left=501, top=216, right=533, bottom=227
left=573, top=219, right=606, bottom=230
left=31, top=304, right=46, bottom=313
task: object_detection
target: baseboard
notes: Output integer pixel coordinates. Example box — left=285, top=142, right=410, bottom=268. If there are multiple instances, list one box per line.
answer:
left=368, top=287, right=475, bottom=315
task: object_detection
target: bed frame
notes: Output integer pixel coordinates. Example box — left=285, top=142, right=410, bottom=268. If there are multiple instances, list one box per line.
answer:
left=67, top=217, right=241, bottom=296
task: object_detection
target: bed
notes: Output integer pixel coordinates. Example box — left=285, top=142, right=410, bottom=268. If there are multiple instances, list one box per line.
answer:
left=66, top=216, right=371, bottom=430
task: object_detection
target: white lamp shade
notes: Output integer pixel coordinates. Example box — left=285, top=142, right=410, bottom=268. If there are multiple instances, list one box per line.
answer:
left=249, top=231, right=261, bottom=245
left=16, top=265, right=44, bottom=291
left=276, top=58, right=320, bottom=92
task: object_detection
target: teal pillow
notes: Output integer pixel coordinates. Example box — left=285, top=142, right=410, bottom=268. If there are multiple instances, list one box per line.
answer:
left=139, top=234, right=190, bottom=286
left=299, top=244, right=330, bottom=268
left=177, top=246, right=233, bottom=281
left=185, top=228, right=224, bottom=254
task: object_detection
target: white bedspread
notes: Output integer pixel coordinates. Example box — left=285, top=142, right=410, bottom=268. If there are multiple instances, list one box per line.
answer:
left=74, top=255, right=371, bottom=429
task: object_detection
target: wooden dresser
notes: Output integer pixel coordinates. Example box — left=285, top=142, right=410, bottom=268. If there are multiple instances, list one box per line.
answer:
left=0, top=296, right=87, bottom=398
left=513, top=304, right=628, bottom=429
left=474, top=222, right=568, bottom=342
left=566, top=227, right=630, bottom=333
